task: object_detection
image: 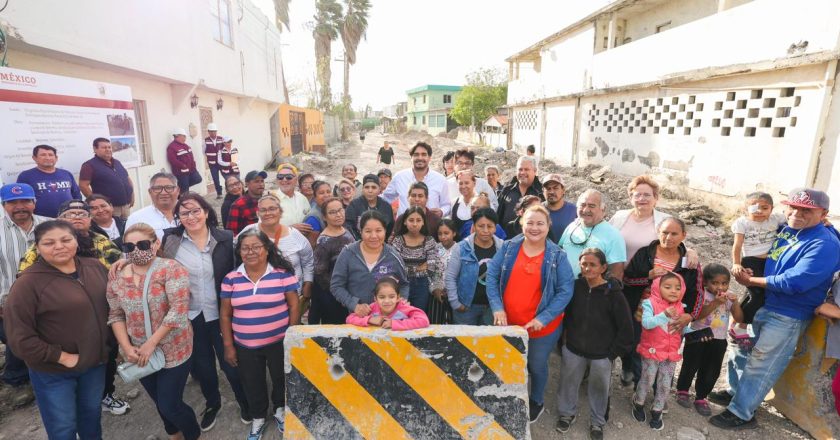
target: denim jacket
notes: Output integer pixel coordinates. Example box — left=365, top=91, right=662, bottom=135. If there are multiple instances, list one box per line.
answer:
left=486, top=235, right=575, bottom=326
left=445, top=233, right=505, bottom=310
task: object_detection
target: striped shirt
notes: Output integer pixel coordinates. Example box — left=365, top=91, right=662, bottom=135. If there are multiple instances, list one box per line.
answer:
left=0, top=214, right=51, bottom=305
left=221, top=263, right=299, bottom=348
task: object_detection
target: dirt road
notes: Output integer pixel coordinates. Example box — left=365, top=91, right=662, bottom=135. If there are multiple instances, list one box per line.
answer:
left=0, top=131, right=812, bottom=439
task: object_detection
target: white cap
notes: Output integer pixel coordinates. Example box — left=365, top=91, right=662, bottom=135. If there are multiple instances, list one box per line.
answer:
left=207, top=123, right=218, bottom=131
left=172, top=128, right=188, bottom=137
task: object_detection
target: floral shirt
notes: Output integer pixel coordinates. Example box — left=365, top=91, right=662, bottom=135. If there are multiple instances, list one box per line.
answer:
left=107, top=258, right=193, bottom=368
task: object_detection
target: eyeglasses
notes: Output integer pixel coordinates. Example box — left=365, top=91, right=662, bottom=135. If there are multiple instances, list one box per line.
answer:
left=326, top=209, right=344, bottom=216
left=632, top=192, right=654, bottom=200
left=241, top=244, right=265, bottom=254
left=339, top=187, right=353, bottom=193
left=226, top=182, right=242, bottom=190
left=568, top=221, right=595, bottom=246
left=60, top=211, right=90, bottom=219
left=258, top=206, right=280, bottom=214
left=276, top=174, right=295, bottom=181
left=178, top=208, right=204, bottom=219
left=123, top=240, right=153, bottom=252
left=150, top=185, right=177, bottom=194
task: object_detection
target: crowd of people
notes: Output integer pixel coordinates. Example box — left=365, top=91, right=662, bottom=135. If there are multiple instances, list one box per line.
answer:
left=1, top=134, right=839, bottom=440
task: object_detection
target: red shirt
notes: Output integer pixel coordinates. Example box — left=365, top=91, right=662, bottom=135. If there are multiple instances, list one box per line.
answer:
left=503, top=246, right=562, bottom=338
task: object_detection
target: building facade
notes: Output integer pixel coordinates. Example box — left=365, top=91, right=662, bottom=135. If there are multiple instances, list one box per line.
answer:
left=0, top=0, right=286, bottom=209
left=506, top=0, right=840, bottom=209
left=406, top=85, right=462, bottom=136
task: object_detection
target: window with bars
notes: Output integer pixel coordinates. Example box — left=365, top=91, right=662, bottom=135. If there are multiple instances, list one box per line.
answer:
left=133, top=99, right=153, bottom=166
left=443, top=95, right=452, bottom=104
left=210, top=0, right=233, bottom=47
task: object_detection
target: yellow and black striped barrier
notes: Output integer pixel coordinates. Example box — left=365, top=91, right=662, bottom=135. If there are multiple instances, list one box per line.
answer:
left=284, top=325, right=529, bottom=439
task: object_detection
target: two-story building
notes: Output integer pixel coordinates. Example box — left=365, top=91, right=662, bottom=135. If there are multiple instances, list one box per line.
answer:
left=406, top=85, right=462, bottom=135
left=0, top=0, right=287, bottom=208
left=506, top=0, right=840, bottom=208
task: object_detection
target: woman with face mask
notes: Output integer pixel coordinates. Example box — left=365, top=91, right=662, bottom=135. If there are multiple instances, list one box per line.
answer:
left=107, top=223, right=199, bottom=440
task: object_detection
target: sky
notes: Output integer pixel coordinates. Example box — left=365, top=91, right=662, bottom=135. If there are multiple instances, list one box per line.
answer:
left=251, top=0, right=612, bottom=109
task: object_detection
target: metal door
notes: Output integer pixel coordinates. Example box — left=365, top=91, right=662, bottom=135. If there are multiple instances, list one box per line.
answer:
left=290, top=111, right=306, bottom=154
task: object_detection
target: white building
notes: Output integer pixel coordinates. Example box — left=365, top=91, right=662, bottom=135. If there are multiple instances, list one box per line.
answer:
left=506, top=0, right=840, bottom=207
left=0, top=0, right=286, bottom=208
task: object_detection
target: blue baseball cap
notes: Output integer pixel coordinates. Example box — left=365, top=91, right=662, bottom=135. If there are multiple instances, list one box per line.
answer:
left=1, top=183, right=36, bottom=202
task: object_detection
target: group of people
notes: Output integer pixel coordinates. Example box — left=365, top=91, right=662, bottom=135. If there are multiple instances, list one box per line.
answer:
left=1, top=135, right=839, bottom=440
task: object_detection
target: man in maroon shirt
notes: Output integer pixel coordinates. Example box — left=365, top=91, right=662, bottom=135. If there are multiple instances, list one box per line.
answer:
left=226, top=170, right=266, bottom=234
left=204, top=123, right=224, bottom=199
left=166, top=128, right=198, bottom=194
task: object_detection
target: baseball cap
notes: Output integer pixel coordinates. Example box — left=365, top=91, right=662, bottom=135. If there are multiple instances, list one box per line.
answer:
left=276, top=163, right=299, bottom=175
left=781, top=188, right=830, bottom=210
left=222, top=136, right=233, bottom=143
left=57, top=199, right=90, bottom=216
left=0, top=183, right=36, bottom=202
left=362, top=174, right=380, bottom=187
left=377, top=168, right=392, bottom=178
left=541, top=173, right=565, bottom=187
left=244, top=170, right=268, bottom=182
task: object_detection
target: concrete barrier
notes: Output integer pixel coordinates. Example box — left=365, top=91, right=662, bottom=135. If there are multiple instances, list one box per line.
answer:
left=284, top=325, right=529, bottom=439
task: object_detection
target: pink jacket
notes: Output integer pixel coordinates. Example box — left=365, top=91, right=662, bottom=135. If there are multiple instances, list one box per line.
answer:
left=637, top=274, right=686, bottom=362
left=346, top=300, right=430, bottom=331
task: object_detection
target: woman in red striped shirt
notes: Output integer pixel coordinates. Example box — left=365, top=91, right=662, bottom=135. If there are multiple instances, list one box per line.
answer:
left=220, top=229, right=300, bottom=439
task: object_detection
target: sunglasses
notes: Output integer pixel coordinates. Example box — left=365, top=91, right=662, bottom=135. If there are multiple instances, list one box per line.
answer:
left=277, top=174, right=295, bottom=181
left=122, top=240, right=153, bottom=253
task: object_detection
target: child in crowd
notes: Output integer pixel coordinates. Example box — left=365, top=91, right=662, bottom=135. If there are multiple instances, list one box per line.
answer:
left=675, top=264, right=744, bottom=415
left=632, top=272, right=687, bottom=431
left=428, top=219, right=458, bottom=324
left=730, top=192, right=786, bottom=337
left=815, top=278, right=840, bottom=417
left=556, top=249, right=634, bottom=438
left=346, top=278, right=430, bottom=330
left=390, top=206, right=441, bottom=312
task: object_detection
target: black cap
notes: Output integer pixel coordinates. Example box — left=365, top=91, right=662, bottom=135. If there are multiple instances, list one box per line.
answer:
left=57, top=199, right=90, bottom=216
left=245, top=170, right=268, bottom=182
left=377, top=168, right=392, bottom=178
left=362, top=174, right=380, bottom=186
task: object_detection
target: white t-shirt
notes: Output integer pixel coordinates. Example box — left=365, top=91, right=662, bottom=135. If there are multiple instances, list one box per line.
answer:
left=731, top=212, right=786, bottom=257
left=100, top=219, right=121, bottom=241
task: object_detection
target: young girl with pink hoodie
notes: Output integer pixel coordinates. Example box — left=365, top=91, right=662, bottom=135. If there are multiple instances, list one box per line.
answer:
left=346, top=278, right=430, bottom=330
left=631, top=272, right=687, bottom=431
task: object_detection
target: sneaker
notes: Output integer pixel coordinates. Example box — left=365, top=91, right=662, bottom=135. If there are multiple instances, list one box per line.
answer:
left=709, top=409, right=758, bottom=430
left=240, top=406, right=252, bottom=424
left=649, top=410, right=664, bottom=430
left=200, top=405, right=221, bottom=432
left=589, top=425, right=604, bottom=440
left=274, top=407, right=285, bottom=433
left=528, top=400, right=544, bottom=423
left=247, top=418, right=267, bottom=440
left=707, top=390, right=733, bottom=406
left=694, top=399, right=712, bottom=416
left=620, top=369, right=634, bottom=386
left=631, top=400, right=646, bottom=422
left=555, top=415, right=576, bottom=433
left=101, top=393, right=130, bottom=415
left=676, top=391, right=692, bottom=408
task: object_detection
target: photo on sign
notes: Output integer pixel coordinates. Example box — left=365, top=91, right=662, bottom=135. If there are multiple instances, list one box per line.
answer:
left=110, top=136, right=139, bottom=164
left=107, top=113, right=135, bottom=136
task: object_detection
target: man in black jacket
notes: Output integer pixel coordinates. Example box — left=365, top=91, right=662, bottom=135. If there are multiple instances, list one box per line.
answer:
left=497, top=156, right=543, bottom=237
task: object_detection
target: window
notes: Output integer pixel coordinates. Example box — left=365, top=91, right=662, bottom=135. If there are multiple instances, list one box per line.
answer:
left=438, top=115, right=445, bottom=127
left=133, top=99, right=153, bottom=166
left=443, top=95, right=451, bottom=104
left=422, top=95, right=426, bottom=104
left=655, top=21, right=672, bottom=34
left=413, top=97, right=416, bottom=105
left=210, top=0, right=233, bottom=47
left=413, top=116, right=417, bottom=125
left=422, top=115, right=426, bottom=125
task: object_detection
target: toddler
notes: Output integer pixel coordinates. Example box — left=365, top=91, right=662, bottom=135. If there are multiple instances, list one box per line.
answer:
left=346, top=278, right=430, bottom=330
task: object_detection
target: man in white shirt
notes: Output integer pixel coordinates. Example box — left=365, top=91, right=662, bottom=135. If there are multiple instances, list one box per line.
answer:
left=382, top=142, right=451, bottom=216
left=271, top=163, right=312, bottom=232
left=446, top=148, right=498, bottom=210
left=125, top=172, right=179, bottom=239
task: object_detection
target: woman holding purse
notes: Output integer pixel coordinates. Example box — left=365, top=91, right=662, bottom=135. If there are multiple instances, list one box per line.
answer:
left=107, top=223, right=199, bottom=440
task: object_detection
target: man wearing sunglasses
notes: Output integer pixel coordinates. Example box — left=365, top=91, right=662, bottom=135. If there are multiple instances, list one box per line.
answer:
left=270, top=163, right=311, bottom=232
left=558, top=189, right=627, bottom=280
left=125, top=173, right=180, bottom=239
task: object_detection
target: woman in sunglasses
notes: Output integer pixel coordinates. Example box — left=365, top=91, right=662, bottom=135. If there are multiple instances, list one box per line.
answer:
left=486, top=205, right=575, bottom=424
left=337, top=178, right=357, bottom=208
left=107, top=222, right=199, bottom=439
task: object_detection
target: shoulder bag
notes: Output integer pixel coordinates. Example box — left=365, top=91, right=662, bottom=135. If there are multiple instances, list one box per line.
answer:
left=117, top=259, right=166, bottom=383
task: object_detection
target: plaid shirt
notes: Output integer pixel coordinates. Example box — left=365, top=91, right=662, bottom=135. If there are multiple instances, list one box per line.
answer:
left=226, top=194, right=259, bottom=234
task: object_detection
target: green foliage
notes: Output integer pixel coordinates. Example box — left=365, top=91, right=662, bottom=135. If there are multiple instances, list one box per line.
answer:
left=450, top=67, right=508, bottom=127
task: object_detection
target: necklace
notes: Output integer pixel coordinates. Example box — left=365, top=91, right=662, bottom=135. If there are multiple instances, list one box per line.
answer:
left=569, top=221, right=597, bottom=246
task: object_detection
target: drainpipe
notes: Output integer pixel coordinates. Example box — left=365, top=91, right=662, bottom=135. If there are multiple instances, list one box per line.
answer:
left=571, top=97, right=582, bottom=167
left=807, top=59, right=838, bottom=187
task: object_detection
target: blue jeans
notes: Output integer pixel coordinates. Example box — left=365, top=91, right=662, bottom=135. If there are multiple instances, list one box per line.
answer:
left=140, top=357, right=200, bottom=440
left=528, top=324, right=562, bottom=405
left=726, top=336, right=754, bottom=395
left=209, top=166, right=222, bottom=196
left=452, top=304, right=493, bottom=325
left=191, top=313, right=249, bottom=410
left=728, top=308, right=810, bottom=420
left=0, top=318, right=29, bottom=386
left=408, top=276, right=431, bottom=312
left=30, top=364, right=106, bottom=440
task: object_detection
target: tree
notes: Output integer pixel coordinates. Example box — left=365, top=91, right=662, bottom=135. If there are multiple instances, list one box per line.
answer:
left=450, top=68, right=508, bottom=131
left=313, top=0, right=342, bottom=110
left=273, top=0, right=292, bottom=103
left=338, top=0, right=371, bottom=139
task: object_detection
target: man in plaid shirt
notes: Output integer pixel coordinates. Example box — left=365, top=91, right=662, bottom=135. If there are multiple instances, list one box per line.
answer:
left=226, top=170, right=267, bottom=234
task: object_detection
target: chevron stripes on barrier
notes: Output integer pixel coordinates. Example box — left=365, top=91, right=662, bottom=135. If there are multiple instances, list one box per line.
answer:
left=284, top=325, right=529, bottom=439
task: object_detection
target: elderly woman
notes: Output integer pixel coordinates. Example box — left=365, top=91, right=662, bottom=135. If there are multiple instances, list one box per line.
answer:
left=239, top=194, right=314, bottom=309
left=484, top=165, right=502, bottom=195
left=108, top=223, right=198, bottom=439
left=221, top=175, right=244, bottom=228
left=337, top=178, right=357, bottom=208
left=5, top=221, right=110, bottom=439
left=331, top=210, right=409, bottom=316
left=622, top=217, right=704, bottom=387
left=486, top=205, right=574, bottom=423
left=311, top=198, right=357, bottom=324
left=451, top=170, right=478, bottom=232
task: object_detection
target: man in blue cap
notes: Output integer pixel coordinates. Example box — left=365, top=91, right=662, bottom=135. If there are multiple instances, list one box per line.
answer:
left=0, top=183, right=50, bottom=406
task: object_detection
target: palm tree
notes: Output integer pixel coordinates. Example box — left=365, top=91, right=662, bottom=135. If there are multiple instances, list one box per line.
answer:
left=273, top=0, right=292, bottom=103
left=313, top=0, right=342, bottom=110
left=339, top=0, right=371, bottom=140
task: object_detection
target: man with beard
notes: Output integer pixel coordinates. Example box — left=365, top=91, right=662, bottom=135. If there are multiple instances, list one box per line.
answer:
left=497, top=156, right=544, bottom=237
left=542, top=173, right=577, bottom=240
left=125, top=173, right=180, bottom=239
left=382, top=142, right=451, bottom=217
left=0, top=183, right=48, bottom=406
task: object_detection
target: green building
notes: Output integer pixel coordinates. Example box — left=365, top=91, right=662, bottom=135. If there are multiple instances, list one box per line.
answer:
left=406, top=85, right=462, bottom=135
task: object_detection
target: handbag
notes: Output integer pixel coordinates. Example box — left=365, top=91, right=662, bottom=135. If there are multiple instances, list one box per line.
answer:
left=188, top=169, right=203, bottom=186
left=117, top=259, right=166, bottom=383
left=683, top=327, right=714, bottom=345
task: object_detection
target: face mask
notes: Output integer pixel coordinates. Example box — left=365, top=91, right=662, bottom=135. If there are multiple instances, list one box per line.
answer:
left=127, top=249, right=155, bottom=266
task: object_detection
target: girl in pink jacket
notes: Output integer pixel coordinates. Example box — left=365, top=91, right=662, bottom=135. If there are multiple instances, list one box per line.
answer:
left=346, top=278, right=430, bottom=330
left=631, top=272, right=687, bottom=431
